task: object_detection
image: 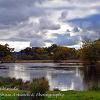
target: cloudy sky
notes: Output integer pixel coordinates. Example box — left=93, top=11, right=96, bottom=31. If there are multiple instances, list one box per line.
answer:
left=0, top=0, right=100, bottom=51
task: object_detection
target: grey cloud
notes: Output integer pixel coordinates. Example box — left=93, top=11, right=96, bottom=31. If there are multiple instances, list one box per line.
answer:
left=67, top=0, right=100, bottom=4
left=30, top=39, right=45, bottom=47
left=39, top=18, right=60, bottom=30
left=0, top=0, right=46, bottom=8
left=68, top=14, right=100, bottom=41
left=72, top=27, right=80, bottom=33
left=0, top=7, right=45, bottom=25
left=44, top=39, right=53, bottom=43
left=0, top=0, right=47, bottom=25
left=59, top=11, right=68, bottom=21
left=0, top=13, right=61, bottom=47
left=0, top=0, right=100, bottom=48
left=68, top=14, right=100, bottom=29
left=51, top=33, right=80, bottom=46
left=80, top=31, right=100, bottom=41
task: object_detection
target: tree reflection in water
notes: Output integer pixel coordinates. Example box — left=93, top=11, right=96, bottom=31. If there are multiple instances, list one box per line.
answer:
left=83, top=64, right=100, bottom=90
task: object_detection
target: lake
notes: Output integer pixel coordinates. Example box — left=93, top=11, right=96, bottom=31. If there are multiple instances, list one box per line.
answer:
left=0, top=63, right=99, bottom=91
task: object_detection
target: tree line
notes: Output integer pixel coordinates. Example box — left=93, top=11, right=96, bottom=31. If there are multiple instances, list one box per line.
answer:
left=17, top=44, right=77, bottom=60
left=0, top=39, right=100, bottom=63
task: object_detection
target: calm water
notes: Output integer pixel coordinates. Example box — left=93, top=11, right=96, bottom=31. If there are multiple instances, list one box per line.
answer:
left=0, top=63, right=99, bottom=91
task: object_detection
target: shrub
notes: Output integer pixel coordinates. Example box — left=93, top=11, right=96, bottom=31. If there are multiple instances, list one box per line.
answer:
left=30, top=77, right=49, bottom=100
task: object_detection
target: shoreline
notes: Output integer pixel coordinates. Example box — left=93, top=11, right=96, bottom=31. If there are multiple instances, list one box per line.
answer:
left=0, top=60, right=83, bottom=63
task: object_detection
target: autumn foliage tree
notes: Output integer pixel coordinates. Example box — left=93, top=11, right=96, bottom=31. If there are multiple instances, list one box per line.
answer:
left=0, top=44, right=14, bottom=61
left=53, top=46, right=76, bottom=60
left=78, top=39, right=100, bottom=64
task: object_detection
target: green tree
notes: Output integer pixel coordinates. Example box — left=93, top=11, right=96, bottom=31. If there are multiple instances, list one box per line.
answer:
left=78, top=39, right=100, bottom=64
left=0, top=44, right=14, bottom=61
left=53, top=46, right=75, bottom=60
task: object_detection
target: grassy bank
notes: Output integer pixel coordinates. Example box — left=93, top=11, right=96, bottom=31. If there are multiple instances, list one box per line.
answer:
left=46, top=91, right=100, bottom=100
left=0, top=90, right=28, bottom=100
left=0, top=90, right=100, bottom=100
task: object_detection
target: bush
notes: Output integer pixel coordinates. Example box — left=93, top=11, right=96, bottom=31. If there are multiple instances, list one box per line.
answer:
left=30, top=77, right=49, bottom=100
left=0, top=77, right=49, bottom=100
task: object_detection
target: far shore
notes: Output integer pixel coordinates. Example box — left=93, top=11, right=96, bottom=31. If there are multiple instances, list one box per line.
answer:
left=0, top=60, right=100, bottom=65
left=0, top=60, right=84, bottom=63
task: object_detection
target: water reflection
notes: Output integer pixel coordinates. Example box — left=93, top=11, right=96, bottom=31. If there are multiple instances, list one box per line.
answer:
left=8, top=64, right=31, bottom=81
left=83, top=64, right=100, bottom=90
left=46, top=68, right=84, bottom=91
left=0, top=63, right=99, bottom=91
